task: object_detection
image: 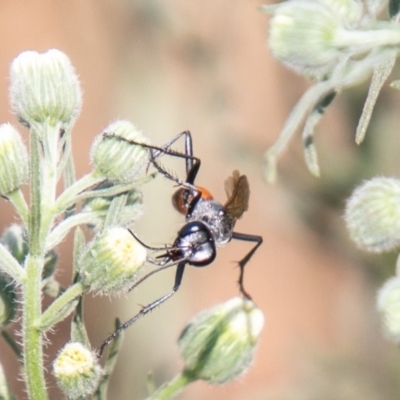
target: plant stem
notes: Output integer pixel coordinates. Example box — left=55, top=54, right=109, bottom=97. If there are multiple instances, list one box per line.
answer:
left=53, top=172, right=104, bottom=215
left=40, top=282, right=85, bottom=332
left=28, top=127, right=42, bottom=255
left=22, top=255, right=48, bottom=400
left=23, top=123, right=50, bottom=399
left=45, top=211, right=102, bottom=251
left=146, top=371, right=195, bottom=400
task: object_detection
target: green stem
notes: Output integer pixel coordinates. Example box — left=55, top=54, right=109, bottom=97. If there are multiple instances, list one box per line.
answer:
left=146, top=371, right=196, bottom=400
left=28, top=128, right=42, bottom=255
left=38, top=123, right=63, bottom=247
left=22, top=255, right=48, bottom=400
left=334, top=26, right=400, bottom=49
left=45, top=211, right=103, bottom=251
left=53, top=172, right=104, bottom=215
left=54, top=173, right=154, bottom=215
left=40, top=282, right=85, bottom=332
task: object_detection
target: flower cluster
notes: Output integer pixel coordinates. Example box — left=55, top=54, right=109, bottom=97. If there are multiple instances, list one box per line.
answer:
left=0, top=49, right=153, bottom=399
left=0, top=49, right=265, bottom=399
left=263, top=0, right=400, bottom=181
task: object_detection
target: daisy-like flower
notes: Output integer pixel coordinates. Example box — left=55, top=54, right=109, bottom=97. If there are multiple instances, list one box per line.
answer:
left=53, top=342, right=103, bottom=399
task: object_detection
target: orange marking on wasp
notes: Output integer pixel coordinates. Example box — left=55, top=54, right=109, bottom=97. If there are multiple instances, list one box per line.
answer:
left=172, top=185, right=214, bottom=215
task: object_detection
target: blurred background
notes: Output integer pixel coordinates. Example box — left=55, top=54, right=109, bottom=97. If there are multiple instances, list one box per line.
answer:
left=0, top=1, right=400, bottom=399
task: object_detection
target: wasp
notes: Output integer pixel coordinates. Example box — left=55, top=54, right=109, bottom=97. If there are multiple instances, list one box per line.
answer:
left=97, top=131, right=262, bottom=356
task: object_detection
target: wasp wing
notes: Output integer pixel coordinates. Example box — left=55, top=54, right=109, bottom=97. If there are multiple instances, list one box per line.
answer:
left=224, top=170, right=250, bottom=221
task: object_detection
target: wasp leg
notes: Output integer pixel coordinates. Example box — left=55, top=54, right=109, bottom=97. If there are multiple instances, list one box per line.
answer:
left=151, top=130, right=194, bottom=173
left=231, top=232, right=263, bottom=300
left=97, top=262, right=186, bottom=357
left=147, top=130, right=201, bottom=185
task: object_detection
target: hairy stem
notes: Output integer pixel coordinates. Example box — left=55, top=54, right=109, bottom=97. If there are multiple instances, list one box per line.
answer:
left=22, top=255, right=48, bottom=400
left=146, top=371, right=195, bottom=400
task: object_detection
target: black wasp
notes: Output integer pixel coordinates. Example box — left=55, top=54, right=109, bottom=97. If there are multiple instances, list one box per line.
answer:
left=97, top=131, right=263, bottom=356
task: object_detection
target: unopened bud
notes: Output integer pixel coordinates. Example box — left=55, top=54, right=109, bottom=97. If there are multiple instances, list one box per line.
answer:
left=9, top=49, right=82, bottom=127
left=91, top=121, right=150, bottom=184
left=267, top=1, right=343, bottom=79
left=344, top=177, right=400, bottom=252
left=79, top=227, right=147, bottom=295
left=377, top=277, right=400, bottom=341
left=179, top=297, right=264, bottom=384
left=0, top=124, right=28, bottom=196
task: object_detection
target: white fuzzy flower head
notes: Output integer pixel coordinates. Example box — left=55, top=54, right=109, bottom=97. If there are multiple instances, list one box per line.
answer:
left=80, top=227, right=147, bottom=295
left=377, top=277, right=400, bottom=341
left=268, top=0, right=344, bottom=79
left=344, top=177, right=400, bottom=252
left=0, top=123, right=28, bottom=196
left=53, top=342, right=103, bottom=399
left=9, top=49, right=82, bottom=127
left=91, top=120, right=150, bottom=184
left=178, top=297, right=264, bottom=384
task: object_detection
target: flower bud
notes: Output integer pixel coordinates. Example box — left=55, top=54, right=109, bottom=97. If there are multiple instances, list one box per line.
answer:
left=178, top=297, right=264, bottom=384
left=91, top=121, right=150, bottom=184
left=344, top=177, right=400, bottom=252
left=9, top=49, right=82, bottom=127
left=268, top=1, right=343, bottom=79
left=0, top=124, right=28, bottom=196
left=79, top=227, right=147, bottom=295
left=53, top=342, right=103, bottom=399
left=0, top=272, right=17, bottom=328
left=377, top=277, right=400, bottom=341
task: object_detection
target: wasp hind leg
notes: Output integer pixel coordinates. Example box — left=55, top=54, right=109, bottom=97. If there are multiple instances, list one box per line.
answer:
left=231, top=232, right=263, bottom=300
left=97, top=262, right=186, bottom=357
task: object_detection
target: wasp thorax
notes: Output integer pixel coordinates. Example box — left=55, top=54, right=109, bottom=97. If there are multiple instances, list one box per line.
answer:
left=187, top=199, right=234, bottom=245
